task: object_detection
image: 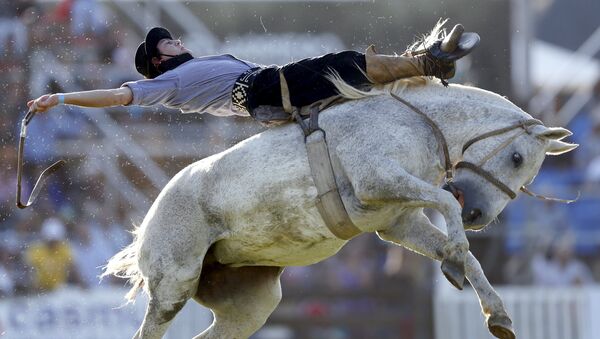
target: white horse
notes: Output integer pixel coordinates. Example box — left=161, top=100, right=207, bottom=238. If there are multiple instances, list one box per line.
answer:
left=104, top=77, right=577, bottom=339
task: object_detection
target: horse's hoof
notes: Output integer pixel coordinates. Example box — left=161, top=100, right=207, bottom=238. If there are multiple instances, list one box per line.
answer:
left=488, top=314, right=515, bottom=339
left=441, top=259, right=465, bottom=290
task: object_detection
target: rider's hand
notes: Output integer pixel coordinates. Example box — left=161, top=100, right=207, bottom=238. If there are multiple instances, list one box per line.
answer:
left=27, top=94, right=58, bottom=113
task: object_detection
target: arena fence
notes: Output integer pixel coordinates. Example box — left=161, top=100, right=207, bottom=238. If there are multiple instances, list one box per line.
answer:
left=434, top=283, right=600, bottom=339
left=0, top=287, right=146, bottom=338
left=0, top=286, right=213, bottom=339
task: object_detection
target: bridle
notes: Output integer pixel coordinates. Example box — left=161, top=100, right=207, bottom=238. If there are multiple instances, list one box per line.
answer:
left=455, top=120, right=542, bottom=199
left=390, top=92, right=577, bottom=203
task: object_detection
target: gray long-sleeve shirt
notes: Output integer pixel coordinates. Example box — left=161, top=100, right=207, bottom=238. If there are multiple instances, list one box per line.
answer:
left=122, top=54, right=259, bottom=117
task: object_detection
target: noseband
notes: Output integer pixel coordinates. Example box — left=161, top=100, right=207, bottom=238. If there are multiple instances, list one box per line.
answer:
left=390, top=93, right=575, bottom=203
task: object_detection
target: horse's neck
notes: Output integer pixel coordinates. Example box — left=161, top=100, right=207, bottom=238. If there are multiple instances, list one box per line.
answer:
left=401, top=85, right=524, bottom=164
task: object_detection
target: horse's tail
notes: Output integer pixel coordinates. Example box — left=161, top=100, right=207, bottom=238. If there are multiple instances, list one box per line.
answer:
left=102, top=225, right=145, bottom=302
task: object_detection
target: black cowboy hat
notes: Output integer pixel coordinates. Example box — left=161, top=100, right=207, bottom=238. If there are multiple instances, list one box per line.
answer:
left=134, top=27, right=173, bottom=78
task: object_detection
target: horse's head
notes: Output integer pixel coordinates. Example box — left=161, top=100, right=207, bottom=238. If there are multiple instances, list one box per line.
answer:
left=329, top=70, right=579, bottom=231
left=445, top=122, right=577, bottom=230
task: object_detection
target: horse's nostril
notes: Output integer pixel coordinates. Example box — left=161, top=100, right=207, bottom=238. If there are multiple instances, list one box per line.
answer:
left=442, top=184, right=465, bottom=208
left=467, top=208, right=482, bottom=222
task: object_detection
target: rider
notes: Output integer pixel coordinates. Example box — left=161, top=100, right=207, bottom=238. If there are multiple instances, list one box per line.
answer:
left=27, top=26, right=479, bottom=123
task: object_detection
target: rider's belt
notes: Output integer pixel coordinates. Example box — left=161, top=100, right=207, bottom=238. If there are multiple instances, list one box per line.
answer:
left=232, top=67, right=261, bottom=115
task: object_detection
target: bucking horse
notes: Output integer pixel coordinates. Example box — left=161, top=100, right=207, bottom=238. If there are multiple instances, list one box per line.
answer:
left=104, top=46, right=577, bottom=339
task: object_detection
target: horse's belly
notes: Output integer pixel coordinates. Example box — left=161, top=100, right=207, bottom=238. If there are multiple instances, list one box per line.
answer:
left=212, top=226, right=346, bottom=267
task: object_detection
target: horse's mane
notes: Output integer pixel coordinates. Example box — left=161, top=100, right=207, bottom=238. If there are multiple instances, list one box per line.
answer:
left=327, top=71, right=435, bottom=100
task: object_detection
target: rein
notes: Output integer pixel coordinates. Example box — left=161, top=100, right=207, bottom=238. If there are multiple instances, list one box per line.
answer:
left=389, top=93, right=577, bottom=203
left=16, top=109, right=65, bottom=209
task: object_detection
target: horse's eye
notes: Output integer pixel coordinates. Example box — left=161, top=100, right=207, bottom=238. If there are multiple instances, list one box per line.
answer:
left=512, top=152, right=523, bottom=167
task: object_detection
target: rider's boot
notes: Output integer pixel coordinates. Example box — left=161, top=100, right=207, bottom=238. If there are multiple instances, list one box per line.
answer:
left=364, top=32, right=479, bottom=85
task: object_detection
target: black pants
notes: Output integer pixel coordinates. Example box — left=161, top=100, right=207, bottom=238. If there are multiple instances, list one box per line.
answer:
left=247, top=51, right=369, bottom=112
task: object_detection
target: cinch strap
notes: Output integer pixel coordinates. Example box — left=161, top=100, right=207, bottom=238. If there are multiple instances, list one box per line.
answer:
left=279, top=70, right=361, bottom=240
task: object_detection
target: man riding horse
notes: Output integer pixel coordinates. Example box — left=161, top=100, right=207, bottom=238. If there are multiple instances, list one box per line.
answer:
left=27, top=24, right=479, bottom=122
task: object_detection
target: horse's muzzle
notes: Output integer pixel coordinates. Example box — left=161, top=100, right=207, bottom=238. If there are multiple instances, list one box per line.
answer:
left=442, top=183, right=485, bottom=229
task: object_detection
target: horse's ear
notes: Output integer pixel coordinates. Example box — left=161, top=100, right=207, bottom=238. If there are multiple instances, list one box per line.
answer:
left=534, top=126, right=573, bottom=141
left=546, top=139, right=578, bottom=155
left=530, top=125, right=577, bottom=155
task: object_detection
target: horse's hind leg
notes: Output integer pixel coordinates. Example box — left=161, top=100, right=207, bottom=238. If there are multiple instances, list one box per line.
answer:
left=193, top=264, right=284, bottom=339
left=134, top=243, right=211, bottom=339
left=133, top=192, right=216, bottom=338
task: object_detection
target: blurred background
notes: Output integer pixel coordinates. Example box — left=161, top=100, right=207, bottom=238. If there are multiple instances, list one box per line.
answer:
left=0, top=0, right=599, bottom=338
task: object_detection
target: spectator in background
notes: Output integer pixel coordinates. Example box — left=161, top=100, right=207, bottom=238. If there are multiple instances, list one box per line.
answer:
left=25, top=217, right=85, bottom=292
left=531, top=233, right=594, bottom=286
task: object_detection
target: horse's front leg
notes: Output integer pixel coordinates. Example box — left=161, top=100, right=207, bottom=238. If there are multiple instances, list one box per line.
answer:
left=349, top=160, right=468, bottom=289
left=377, top=211, right=515, bottom=339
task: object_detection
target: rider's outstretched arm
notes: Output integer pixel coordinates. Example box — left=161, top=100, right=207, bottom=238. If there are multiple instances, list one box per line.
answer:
left=27, top=87, right=133, bottom=113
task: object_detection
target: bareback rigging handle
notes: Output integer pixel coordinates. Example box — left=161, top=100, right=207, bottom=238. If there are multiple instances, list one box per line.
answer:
left=16, top=109, right=66, bottom=209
